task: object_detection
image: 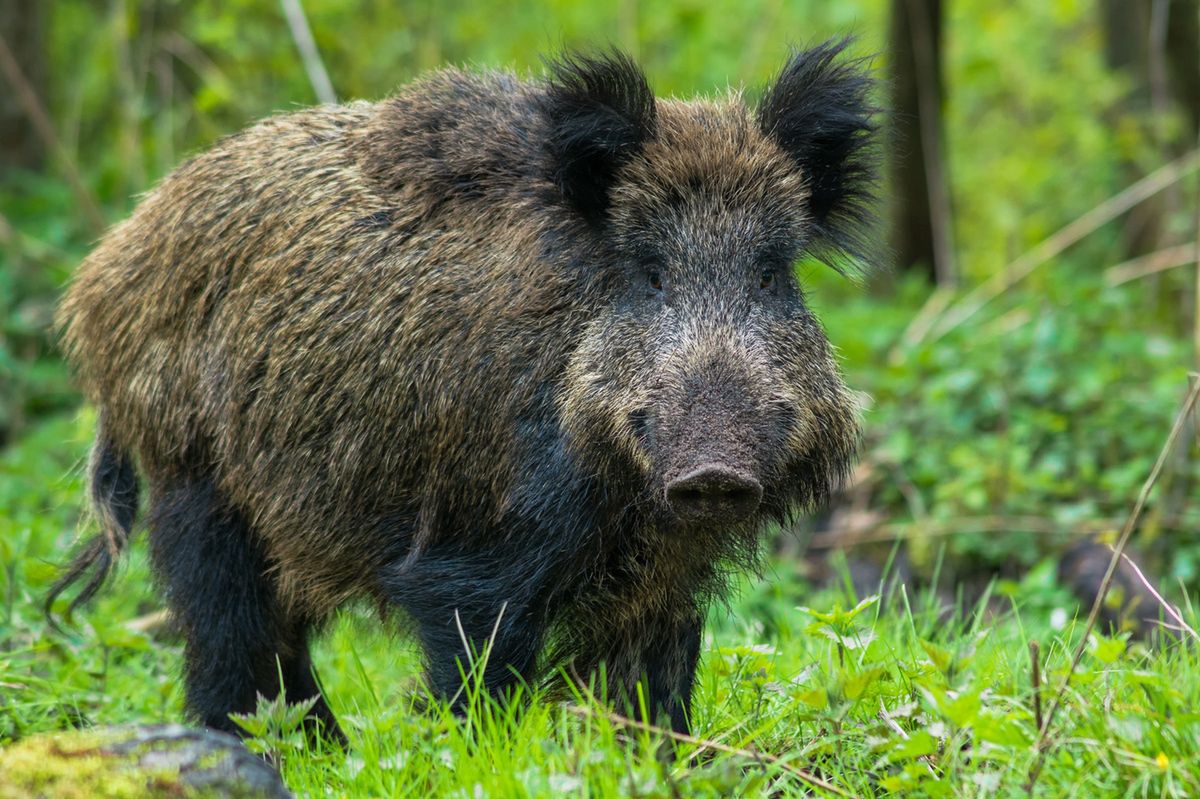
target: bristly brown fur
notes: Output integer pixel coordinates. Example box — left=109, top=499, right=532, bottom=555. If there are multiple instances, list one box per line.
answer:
left=52, top=40, right=878, bottom=738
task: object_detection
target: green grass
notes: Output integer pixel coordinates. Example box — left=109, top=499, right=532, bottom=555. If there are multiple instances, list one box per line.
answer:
left=2, top=413, right=1199, bottom=798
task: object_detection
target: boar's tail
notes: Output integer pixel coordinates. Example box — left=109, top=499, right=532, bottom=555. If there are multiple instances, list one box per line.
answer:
left=45, top=411, right=140, bottom=628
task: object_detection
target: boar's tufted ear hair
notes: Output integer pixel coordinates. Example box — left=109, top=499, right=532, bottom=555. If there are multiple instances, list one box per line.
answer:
left=540, top=50, right=657, bottom=224
left=758, top=39, right=880, bottom=267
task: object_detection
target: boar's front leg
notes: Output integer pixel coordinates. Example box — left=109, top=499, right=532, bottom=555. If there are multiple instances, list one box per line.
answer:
left=383, top=547, right=551, bottom=710
left=642, top=613, right=703, bottom=735
left=577, top=610, right=704, bottom=736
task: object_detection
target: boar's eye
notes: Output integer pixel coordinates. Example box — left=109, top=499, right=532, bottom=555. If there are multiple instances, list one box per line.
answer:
left=647, top=270, right=663, bottom=291
left=759, top=270, right=777, bottom=291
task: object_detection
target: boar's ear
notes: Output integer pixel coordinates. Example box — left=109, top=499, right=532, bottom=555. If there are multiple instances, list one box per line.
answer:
left=541, top=51, right=656, bottom=224
left=758, top=39, right=879, bottom=266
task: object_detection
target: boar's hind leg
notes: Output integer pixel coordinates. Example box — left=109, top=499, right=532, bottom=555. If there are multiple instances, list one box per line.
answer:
left=147, top=478, right=343, bottom=743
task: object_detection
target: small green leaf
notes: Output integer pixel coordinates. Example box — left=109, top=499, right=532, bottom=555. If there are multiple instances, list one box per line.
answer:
left=1088, top=633, right=1127, bottom=664
left=892, top=729, right=938, bottom=759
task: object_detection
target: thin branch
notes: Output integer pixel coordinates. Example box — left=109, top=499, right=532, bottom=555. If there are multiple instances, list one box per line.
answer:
left=805, top=514, right=1148, bottom=550
left=0, top=209, right=70, bottom=261
left=930, top=150, right=1200, bottom=342
left=161, top=32, right=231, bottom=88
left=1028, top=641, right=1043, bottom=735
left=1113, top=548, right=1200, bottom=642
left=1026, top=375, right=1200, bottom=792
left=113, top=0, right=145, bottom=197
left=1105, top=242, right=1198, bottom=286
left=889, top=285, right=955, bottom=363
left=280, top=0, right=336, bottom=105
left=1194, top=125, right=1200, bottom=368
left=565, top=704, right=861, bottom=799
left=0, top=33, right=105, bottom=235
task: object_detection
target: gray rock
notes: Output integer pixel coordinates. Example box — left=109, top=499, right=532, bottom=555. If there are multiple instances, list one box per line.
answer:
left=0, top=723, right=293, bottom=798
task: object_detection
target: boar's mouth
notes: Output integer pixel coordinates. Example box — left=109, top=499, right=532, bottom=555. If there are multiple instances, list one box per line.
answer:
left=664, top=462, right=763, bottom=526
left=610, top=339, right=859, bottom=533
left=635, top=392, right=848, bottom=532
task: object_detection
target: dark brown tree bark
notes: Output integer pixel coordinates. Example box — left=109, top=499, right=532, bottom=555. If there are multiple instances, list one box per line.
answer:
left=887, top=0, right=955, bottom=285
left=1101, top=0, right=1199, bottom=257
left=1102, top=0, right=1161, bottom=256
left=1165, top=0, right=1200, bottom=139
left=0, top=0, right=46, bottom=172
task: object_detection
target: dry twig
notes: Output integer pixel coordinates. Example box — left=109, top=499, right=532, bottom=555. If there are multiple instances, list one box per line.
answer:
left=1028, top=641, right=1043, bottom=734
left=565, top=704, right=861, bottom=799
left=805, top=514, right=1147, bottom=551
left=1026, top=376, right=1200, bottom=792
left=125, top=609, right=173, bottom=636
left=889, top=286, right=954, bottom=363
left=280, top=0, right=336, bottom=105
left=1105, top=242, right=1199, bottom=286
left=1113, top=549, right=1200, bottom=642
left=930, top=150, right=1200, bottom=342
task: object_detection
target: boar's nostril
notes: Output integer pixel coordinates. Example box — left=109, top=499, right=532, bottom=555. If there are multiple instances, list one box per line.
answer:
left=665, top=464, right=763, bottom=526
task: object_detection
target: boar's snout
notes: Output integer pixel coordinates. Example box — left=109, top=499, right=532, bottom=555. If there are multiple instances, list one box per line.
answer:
left=665, top=463, right=763, bottom=526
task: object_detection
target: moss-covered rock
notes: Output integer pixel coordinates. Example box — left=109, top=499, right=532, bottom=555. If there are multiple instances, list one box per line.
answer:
left=0, top=724, right=292, bottom=799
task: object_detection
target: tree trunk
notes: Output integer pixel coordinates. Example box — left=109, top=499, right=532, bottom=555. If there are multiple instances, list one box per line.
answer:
left=1102, top=0, right=1163, bottom=256
left=1100, top=0, right=1199, bottom=258
left=1165, top=0, right=1200, bottom=139
left=887, top=0, right=955, bottom=286
left=0, top=0, right=45, bottom=172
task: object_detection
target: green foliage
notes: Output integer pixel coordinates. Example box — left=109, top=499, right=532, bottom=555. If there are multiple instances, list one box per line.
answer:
left=230, top=693, right=323, bottom=756
left=0, top=414, right=174, bottom=743
left=4, top=2, right=1200, bottom=795
left=4, top=420, right=1200, bottom=796
left=6, top=0, right=1160, bottom=426
left=0, top=173, right=80, bottom=444
left=811, top=264, right=1200, bottom=578
left=946, top=0, right=1134, bottom=279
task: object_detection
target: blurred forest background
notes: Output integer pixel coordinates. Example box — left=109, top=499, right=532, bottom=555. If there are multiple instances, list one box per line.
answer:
left=3, top=0, right=1200, bottom=616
